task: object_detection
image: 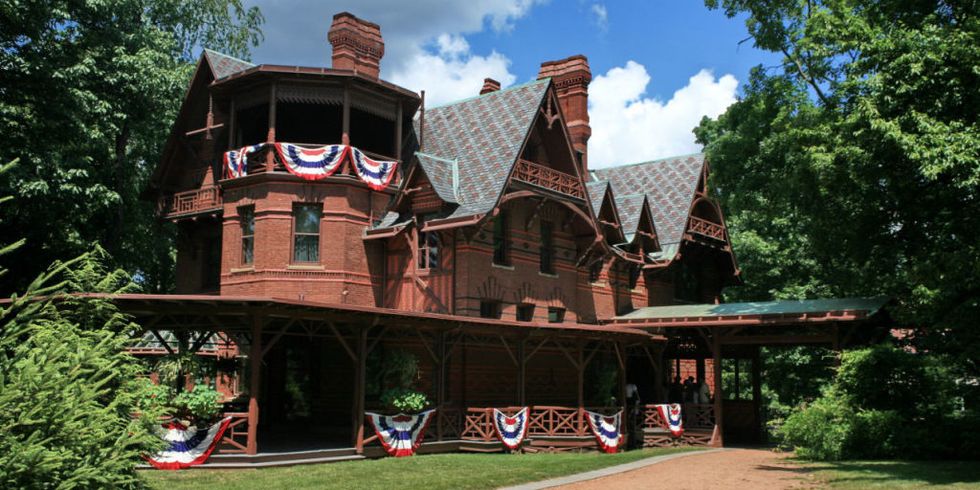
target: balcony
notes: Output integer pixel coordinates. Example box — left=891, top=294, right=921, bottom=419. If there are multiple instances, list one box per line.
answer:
left=158, top=185, right=222, bottom=219
left=687, top=215, right=726, bottom=242
left=233, top=142, right=401, bottom=187
left=512, top=159, right=586, bottom=200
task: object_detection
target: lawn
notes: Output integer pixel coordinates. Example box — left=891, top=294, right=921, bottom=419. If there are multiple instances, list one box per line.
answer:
left=142, top=447, right=701, bottom=490
left=804, top=460, right=980, bottom=489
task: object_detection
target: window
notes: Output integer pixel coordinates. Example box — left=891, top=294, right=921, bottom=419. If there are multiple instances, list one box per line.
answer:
left=293, top=204, right=321, bottom=263
left=516, top=304, right=535, bottom=322
left=479, top=301, right=501, bottom=319
left=417, top=230, right=440, bottom=270
left=539, top=220, right=554, bottom=274
left=240, top=206, right=255, bottom=265
left=674, top=261, right=701, bottom=302
left=589, top=260, right=603, bottom=282
left=548, top=307, right=565, bottom=323
left=492, top=211, right=509, bottom=266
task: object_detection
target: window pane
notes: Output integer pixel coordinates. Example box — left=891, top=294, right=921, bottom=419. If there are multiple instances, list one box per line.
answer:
left=242, top=237, right=254, bottom=265
left=294, top=235, right=319, bottom=262
left=240, top=207, right=254, bottom=235
left=548, top=307, right=565, bottom=323
left=295, top=205, right=320, bottom=234
left=517, top=304, right=534, bottom=322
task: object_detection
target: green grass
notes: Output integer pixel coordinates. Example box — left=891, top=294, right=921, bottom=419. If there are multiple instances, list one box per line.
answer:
left=142, top=447, right=702, bottom=490
left=803, top=460, right=980, bottom=489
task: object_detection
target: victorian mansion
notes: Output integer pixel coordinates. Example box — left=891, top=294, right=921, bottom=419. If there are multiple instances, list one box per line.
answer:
left=125, top=12, right=889, bottom=464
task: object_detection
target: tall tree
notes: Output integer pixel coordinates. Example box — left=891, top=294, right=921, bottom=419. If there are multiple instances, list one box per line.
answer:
left=696, top=0, right=980, bottom=376
left=0, top=0, right=263, bottom=294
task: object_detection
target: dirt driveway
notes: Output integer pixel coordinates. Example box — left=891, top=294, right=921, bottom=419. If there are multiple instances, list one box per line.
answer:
left=558, top=448, right=814, bottom=490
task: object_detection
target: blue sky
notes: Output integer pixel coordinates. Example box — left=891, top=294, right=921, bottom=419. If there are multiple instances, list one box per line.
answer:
left=243, top=0, right=780, bottom=167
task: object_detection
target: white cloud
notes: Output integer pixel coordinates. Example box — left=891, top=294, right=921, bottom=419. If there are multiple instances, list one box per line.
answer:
left=588, top=61, right=739, bottom=168
left=388, top=35, right=517, bottom=107
left=590, top=3, right=608, bottom=30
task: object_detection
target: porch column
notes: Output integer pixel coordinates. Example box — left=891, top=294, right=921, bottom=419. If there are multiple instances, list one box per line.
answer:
left=517, top=339, right=526, bottom=406
left=353, top=327, right=367, bottom=452
left=752, top=346, right=762, bottom=442
left=576, top=343, right=585, bottom=409
left=709, top=331, right=724, bottom=447
left=615, top=342, right=627, bottom=409
left=436, top=331, right=446, bottom=441
left=265, top=82, right=277, bottom=171
left=246, top=316, right=263, bottom=455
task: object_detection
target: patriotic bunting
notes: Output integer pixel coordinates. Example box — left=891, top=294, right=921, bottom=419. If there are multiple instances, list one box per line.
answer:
left=221, top=143, right=399, bottom=190
left=224, top=144, right=263, bottom=179
left=350, top=146, right=398, bottom=191
left=366, top=410, right=436, bottom=457
left=585, top=410, right=623, bottom=453
left=655, top=403, right=685, bottom=437
left=275, top=143, right=348, bottom=180
left=145, top=417, right=231, bottom=470
left=492, top=407, right=530, bottom=450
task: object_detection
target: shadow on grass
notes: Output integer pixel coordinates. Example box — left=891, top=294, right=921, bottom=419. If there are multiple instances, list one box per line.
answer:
left=805, top=460, right=980, bottom=488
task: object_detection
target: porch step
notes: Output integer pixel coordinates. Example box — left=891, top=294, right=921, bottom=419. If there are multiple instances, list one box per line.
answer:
left=209, top=447, right=359, bottom=464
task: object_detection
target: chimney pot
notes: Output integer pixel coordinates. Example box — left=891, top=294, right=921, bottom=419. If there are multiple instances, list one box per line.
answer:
left=537, top=55, right=592, bottom=172
left=480, top=78, right=501, bottom=95
left=328, top=12, right=385, bottom=79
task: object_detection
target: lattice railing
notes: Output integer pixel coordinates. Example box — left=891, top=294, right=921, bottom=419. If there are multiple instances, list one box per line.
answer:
left=512, top=159, right=586, bottom=200
left=687, top=216, right=726, bottom=241
left=459, top=405, right=621, bottom=441
left=158, top=185, right=221, bottom=219
left=217, top=412, right=249, bottom=453
left=642, top=403, right=714, bottom=430
left=461, top=407, right=497, bottom=441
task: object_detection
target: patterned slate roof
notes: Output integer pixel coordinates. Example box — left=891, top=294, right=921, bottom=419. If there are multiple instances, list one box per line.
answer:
left=416, top=152, right=458, bottom=204
left=612, top=193, right=649, bottom=243
left=616, top=296, right=890, bottom=321
left=204, top=49, right=255, bottom=80
left=413, top=79, right=550, bottom=221
left=591, top=153, right=705, bottom=248
left=585, top=181, right=609, bottom=216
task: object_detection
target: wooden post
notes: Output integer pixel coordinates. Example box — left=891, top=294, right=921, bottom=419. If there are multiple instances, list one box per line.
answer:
left=577, top=343, right=585, bottom=434
left=709, top=331, right=724, bottom=447
left=266, top=82, right=277, bottom=171
left=734, top=358, right=741, bottom=401
left=517, top=339, right=526, bottom=406
left=246, top=316, right=263, bottom=455
left=228, top=99, right=236, bottom=149
left=353, top=327, right=367, bottom=453
left=752, top=346, right=762, bottom=443
left=436, top=331, right=446, bottom=441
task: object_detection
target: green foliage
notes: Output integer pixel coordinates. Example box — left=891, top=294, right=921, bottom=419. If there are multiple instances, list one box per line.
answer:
left=780, top=345, right=973, bottom=460
left=0, top=247, right=167, bottom=488
left=0, top=0, right=264, bottom=295
left=380, top=388, right=430, bottom=413
left=171, top=386, right=222, bottom=423
left=698, top=0, right=980, bottom=384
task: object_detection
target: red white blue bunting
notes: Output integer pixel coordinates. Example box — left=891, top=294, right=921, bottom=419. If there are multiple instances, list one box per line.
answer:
left=145, top=417, right=231, bottom=470
left=366, top=410, right=436, bottom=457
left=275, top=143, right=348, bottom=180
left=585, top=410, right=623, bottom=453
left=655, top=403, right=685, bottom=437
left=350, top=146, right=398, bottom=191
left=224, top=144, right=263, bottom=179
left=222, top=143, right=399, bottom=190
left=492, top=407, right=529, bottom=450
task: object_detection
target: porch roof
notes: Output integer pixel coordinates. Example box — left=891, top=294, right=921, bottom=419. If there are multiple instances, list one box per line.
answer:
left=98, top=294, right=659, bottom=341
left=603, top=296, right=890, bottom=329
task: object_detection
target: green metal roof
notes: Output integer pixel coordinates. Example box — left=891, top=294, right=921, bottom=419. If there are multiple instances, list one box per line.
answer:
left=616, top=296, right=890, bottom=320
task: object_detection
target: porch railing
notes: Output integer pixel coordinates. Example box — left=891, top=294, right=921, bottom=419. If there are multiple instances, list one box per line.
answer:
left=640, top=403, right=715, bottom=431
left=456, top=405, right=622, bottom=441
left=236, top=142, right=400, bottom=185
left=217, top=412, right=249, bottom=453
left=687, top=216, right=726, bottom=242
left=512, top=159, right=586, bottom=200
left=157, top=185, right=222, bottom=219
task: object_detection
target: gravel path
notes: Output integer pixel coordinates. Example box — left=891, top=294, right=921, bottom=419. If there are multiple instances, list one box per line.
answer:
left=556, top=448, right=812, bottom=490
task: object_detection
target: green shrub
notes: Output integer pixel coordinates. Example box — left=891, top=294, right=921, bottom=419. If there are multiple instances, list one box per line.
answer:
left=780, top=394, right=850, bottom=460
left=171, top=386, right=222, bottom=423
left=380, top=388, right=430, bottom=413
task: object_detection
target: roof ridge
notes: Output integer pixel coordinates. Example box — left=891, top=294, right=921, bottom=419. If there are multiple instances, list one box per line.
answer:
left=424, top=78, right=550, bottom=111
left=593, top=152, right=704, bottom=172
left=415, top=152, right=457, bottom=164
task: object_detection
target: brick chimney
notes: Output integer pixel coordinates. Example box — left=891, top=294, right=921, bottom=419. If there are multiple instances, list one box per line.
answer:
left=328, top=12, right=385, bottom=78
left=537, top=55, right=592, bottom=171
left=480, top=78, right=501, bottom=95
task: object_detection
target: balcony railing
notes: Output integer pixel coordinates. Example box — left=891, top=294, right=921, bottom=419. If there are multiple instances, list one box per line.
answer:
left=457, top=405, right=621, bottom=441
left=158, top=185, right=222, bottom=219
left=687, top=216, right=726, bottom=242
left=236, top=142, right=400, bottom=186
left=512, top=159, right=586, bottom=200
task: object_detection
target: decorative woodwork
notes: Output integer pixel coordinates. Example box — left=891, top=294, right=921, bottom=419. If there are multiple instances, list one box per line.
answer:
left=217, top=412, right=250, bottom=453
left=687, top=216, right=726, bottom=242
left=512, top=159, right=586, bottom=200
left=158, top=185, right=221, bottom=218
